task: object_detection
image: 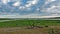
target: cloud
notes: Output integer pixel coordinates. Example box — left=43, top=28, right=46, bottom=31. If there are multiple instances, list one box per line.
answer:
left=0, top=14, right=60, bottom=18
left=12, top=1, right=20, bottom=7
left=45, top=0, right=56, bottom=4
left=19, top=0, right=39, bottom=9
left=2, top=0, right=8, bottom=4
left=41, top=0, right=60, bottom=16
left=0, top=0, right=60, bottom=18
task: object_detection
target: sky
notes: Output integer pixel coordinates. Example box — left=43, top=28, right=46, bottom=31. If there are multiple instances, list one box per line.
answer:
left=0, top=0, right=60, bottom=18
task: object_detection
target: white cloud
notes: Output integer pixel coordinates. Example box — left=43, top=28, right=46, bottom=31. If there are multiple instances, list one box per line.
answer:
left=19, top=6, right=25, bottom=10
left=2, top=0, right=8, bottom=4
left=31, top=0, right=38, bottom=5
left=1, top=0, right=60, bottom=18
left=25, top=0, right=38, bottom=7
left=25, top=3, right=32, bottom=7
left=41, top=2, right=60, bottom=17
left=44, top=5, right=60, bottom=13
left=45, top=0, right=56, bottom=4
left=19, top=0, right=39, bottom=9
left=50, top=0, right=56, bottom=1
left=12, top=1, right=20, bottom=7
left=0, top=14, right=60, bottom=18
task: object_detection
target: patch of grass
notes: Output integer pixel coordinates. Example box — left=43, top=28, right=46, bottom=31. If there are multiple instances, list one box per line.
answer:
left=0, top=20, right=60, bottom=27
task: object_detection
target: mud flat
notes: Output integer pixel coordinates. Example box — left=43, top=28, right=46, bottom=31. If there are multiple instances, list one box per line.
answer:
left=0, top=26, right=60, bottom=34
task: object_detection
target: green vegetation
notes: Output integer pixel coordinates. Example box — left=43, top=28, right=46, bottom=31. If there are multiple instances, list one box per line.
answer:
left=0, top=20, right=60, bottom=28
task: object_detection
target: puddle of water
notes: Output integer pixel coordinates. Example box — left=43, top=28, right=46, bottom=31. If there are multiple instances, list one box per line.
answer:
left=0, top=20, right=11, bottom=22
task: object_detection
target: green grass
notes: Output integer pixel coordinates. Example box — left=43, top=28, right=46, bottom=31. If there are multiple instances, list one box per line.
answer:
left=0, top=20, right=60, bottom=28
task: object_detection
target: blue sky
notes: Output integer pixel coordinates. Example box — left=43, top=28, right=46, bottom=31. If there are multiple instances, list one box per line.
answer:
left=0, top=0, right=60, bottom=18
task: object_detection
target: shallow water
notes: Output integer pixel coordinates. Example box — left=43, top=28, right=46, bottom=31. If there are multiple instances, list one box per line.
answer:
left=0, top=20, right=10, bottom=22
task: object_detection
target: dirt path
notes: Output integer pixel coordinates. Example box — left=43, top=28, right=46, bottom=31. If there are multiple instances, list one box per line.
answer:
left=0, top=26, right=60, bottom=34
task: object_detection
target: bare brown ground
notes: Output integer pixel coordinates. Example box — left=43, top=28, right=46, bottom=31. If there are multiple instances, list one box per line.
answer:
left=0, top=26, right=60, bottom=34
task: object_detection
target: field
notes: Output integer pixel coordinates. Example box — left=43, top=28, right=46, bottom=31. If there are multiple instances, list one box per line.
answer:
left=0, top=19, right=60, bottom=34
left=0, top=20, right=60, bottom=27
